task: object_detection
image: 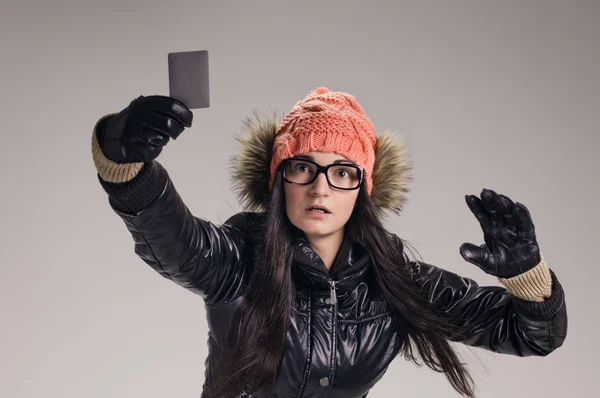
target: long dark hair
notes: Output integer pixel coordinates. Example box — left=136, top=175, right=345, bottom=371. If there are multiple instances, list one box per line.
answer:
left=207, top=169, right=475, bottom=397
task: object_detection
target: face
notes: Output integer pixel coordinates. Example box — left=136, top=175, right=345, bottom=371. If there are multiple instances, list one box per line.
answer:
left=283, top=152, right=361, bottom=242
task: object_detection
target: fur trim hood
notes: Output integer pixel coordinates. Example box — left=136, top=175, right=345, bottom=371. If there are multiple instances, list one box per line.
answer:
left=229, top=112, right=413, bottom=220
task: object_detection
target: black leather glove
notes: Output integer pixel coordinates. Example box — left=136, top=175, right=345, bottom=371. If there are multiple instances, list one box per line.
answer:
left=96, top=95, right=193, bottom=163
left=459, top=188, right=541, bottom=279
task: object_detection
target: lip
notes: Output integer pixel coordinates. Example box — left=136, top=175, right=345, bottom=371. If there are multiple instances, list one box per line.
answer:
left=305, top=204, right=332, bottom=219
left=305, top=204, right=331, bottom=213
left=305, top=208, right=330, bottom=219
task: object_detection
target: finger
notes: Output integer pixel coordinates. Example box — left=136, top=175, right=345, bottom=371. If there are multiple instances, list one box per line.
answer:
left=138, top=126, right=171, bottom=147
left=496, top=193, right=516, bottom=207
left=142, top=95, right=194, bottom=128
left=495, top=193, right=518, bottom=228
left=480, top=189, right=502, bottom=225
left=459, top=242, right=496, bottom=274
left=465, top=195, right=491, bottom=228
left=513, top=202, right=536, bottom=241
left=466, top=195, right=498, bottom=250
left=141, top=110, right=186, bottom=139
left=123, top=123, right=171, bottom=147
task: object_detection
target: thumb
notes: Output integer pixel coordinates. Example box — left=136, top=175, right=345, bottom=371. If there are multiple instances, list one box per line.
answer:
left=459, top=242, right=496, bottom=274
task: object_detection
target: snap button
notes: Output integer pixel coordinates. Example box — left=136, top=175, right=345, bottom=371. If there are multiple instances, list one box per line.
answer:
left=325, top=298, right=331, bottom=305
left=319, top=377, right=329, bottom=387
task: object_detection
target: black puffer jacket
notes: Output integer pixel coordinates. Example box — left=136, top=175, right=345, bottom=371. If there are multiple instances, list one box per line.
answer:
left=98, top=161, right=567, bottom=398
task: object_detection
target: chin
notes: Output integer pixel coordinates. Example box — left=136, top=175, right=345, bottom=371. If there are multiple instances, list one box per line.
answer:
left=294, top=219, right=339, bottom=239
left=301, top=225, right=332, bottom=238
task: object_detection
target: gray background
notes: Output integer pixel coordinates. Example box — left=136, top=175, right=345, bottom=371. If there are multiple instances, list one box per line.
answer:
left=1, top=0, right=598, bottom=396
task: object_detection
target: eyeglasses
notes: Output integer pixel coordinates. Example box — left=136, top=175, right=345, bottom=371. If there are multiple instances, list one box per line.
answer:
left=281, top=158, right=364, bottom=190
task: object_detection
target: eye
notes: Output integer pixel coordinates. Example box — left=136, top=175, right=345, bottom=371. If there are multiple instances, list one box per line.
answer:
left=294, top=162, right=311, bottom=173
left=335, top=167, right=352, bottom=178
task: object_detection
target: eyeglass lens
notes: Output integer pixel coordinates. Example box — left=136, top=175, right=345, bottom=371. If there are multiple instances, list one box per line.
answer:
left=283, top=159, right=361, bottom=189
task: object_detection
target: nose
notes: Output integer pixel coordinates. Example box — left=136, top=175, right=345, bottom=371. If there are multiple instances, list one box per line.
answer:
left=310, top=172, right=331, bottom=197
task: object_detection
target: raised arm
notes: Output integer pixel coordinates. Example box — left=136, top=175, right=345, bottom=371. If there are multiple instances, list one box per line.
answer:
left=90, top=95, right=254, bottom=305
left=409, top=188, right=568, bottom=356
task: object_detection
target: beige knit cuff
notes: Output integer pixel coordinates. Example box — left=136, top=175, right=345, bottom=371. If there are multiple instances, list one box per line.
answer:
left=498, top=253, right=552, bottom=303
left=91, top=114, right=143, bottom=183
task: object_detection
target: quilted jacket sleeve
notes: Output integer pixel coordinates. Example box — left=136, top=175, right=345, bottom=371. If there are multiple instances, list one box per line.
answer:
left=90, top=114, right=258, bottom=305
left=96, top=159, right=255, bottom=305
left=409, top=260, right=567, bottom=357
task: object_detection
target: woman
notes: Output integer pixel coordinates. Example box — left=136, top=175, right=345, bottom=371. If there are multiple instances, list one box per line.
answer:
left=91, top=87, right=567, bottom=397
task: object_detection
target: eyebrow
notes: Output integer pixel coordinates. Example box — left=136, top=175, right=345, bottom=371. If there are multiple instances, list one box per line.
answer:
left=294, top=155, right=353, bottom=164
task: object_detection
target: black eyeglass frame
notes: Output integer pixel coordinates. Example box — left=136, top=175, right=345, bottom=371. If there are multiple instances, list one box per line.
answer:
left=280, top=158, right=365, bottom=190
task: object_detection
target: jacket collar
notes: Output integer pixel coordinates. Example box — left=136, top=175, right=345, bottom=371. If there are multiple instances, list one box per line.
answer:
left=291, top=232, right=372, bottom=293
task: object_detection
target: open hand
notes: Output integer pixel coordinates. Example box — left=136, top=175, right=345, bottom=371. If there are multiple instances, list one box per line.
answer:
left=459, top=188, right=541, bottom=278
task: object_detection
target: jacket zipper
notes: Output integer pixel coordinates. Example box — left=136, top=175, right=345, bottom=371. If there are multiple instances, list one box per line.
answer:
left=326, top=279, right=338, bottom=397
left=329, top=279, right=338, bottom=307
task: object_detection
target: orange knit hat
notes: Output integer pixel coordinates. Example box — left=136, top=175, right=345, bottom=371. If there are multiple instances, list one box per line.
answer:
left=269, top=87, right=377, bottom=193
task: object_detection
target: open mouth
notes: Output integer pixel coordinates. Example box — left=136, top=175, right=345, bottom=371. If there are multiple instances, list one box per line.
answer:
left=306, top=206, right=331, bottom=214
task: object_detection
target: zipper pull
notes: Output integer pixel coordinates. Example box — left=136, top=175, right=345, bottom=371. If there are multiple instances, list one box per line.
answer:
left=329, top=280, right=338, bottom=306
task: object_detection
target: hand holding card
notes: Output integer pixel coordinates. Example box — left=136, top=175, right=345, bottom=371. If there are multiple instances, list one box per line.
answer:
left=168, top=50, right=210, bottom=109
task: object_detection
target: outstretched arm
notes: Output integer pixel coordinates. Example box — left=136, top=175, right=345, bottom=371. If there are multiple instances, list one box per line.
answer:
left=410, top=188, right=567, bottom=356
left=410, top=258, right=566, bottom=357
left=91, top=97, right=255, bottom=305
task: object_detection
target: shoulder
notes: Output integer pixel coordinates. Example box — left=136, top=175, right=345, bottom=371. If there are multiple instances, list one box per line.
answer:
left=386, top=232, right=421, bottom=275
left=221, top=211, right=267, bottom=240
left=387, top=232, right=442, bottom=281
left=223, top=211, right=266, bottom=227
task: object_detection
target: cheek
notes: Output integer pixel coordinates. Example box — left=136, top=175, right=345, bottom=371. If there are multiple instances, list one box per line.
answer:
left=337, top=193, right=359, bottom=219
left=284, top=185, right=304, bottom=216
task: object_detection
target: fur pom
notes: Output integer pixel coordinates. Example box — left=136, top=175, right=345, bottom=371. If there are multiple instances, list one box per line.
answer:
left=229, top=111, right=280, bottom=212
left=229, top=114, right=412, bottom=218
left=371, top=130, right=413, bottom=220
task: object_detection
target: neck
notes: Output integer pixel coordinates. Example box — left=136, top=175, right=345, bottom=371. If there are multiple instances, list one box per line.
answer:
left=306, top=229, right=345, bottom=271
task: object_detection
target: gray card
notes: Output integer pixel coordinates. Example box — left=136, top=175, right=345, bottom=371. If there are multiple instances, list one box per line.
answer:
left=168, top=50, right=210, bottom=109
